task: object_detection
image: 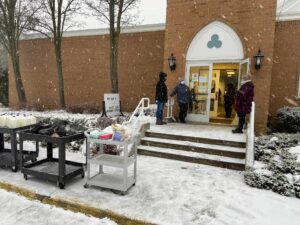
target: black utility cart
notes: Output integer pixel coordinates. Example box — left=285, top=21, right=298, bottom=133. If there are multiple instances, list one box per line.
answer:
left=19, top=131, right=86, bottom=189
left=0, top=126, right=39, bottom=172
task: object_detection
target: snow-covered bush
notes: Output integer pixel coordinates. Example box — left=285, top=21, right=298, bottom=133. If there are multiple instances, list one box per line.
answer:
left=277, top=107, right=300, bottom=133
left=66, top=104, right=102, bottom=114
left=245, top=133, right=300, bottom=198
left=295, top=180, right=300, bottom=198
left=96, top=115, right=130, bottom=129
left=244, top=168, right=273, bottom=190
left=145, top=104, right=157, bottom=117
left=36, top=115, right=129, bottom=153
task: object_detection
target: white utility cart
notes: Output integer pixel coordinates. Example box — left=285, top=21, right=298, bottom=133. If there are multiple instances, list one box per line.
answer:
left=84, top=128, right=139, bottom=195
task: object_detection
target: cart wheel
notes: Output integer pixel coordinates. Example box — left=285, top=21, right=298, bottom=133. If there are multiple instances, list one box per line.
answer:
left=81, top=171, right=85, bottom=178
left=58, top=183, right=65, bottom=189
left=84, top=183, right=89, bottom=189
left=11, top=166, right=17, bottom=172
left=24, top=174, right=28, bottom=180
left=133, top=183, right=136, bottom=186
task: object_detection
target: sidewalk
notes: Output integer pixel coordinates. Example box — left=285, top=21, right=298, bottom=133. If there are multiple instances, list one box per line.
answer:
left=0, top=189, right=116, bottom=225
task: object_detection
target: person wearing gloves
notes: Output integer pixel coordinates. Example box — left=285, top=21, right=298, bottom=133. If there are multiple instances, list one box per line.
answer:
left=155, top=72, right=168, bottom=125
left=170, top=79, right=192, bottom=123
left=232, top=75, right=254, bottom=134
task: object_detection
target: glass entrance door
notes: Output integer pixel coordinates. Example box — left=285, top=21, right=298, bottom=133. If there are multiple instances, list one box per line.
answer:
left=186, top=64, right=213, bottom=123
left=239, top=58, right=250, bottom=88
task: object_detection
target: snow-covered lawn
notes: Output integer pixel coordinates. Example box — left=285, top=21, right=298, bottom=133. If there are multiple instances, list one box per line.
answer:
left=0, top=153, right=300, bottom=225
left=0, top=189, right=116, bottom=225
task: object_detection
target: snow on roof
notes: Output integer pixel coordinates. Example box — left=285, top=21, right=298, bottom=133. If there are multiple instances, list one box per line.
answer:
left=22, top=1, right=300, bottom=40
left=277, top=0, right=300, bottom=21
left=22, top=23, right=165, bottom=40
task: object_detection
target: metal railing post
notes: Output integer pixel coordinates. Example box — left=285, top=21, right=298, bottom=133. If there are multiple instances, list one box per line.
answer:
left=246, top=102, right=255, bottom=168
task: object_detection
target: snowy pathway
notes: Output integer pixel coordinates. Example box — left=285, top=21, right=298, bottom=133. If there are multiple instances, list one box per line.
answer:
left=0, top=189, right=116, bottom=225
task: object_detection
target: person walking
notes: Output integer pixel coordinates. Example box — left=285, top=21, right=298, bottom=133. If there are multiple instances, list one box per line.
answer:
left=232, top=76, right=254, bottom=133
left=224, top=83, right=236, bottom=118
left=155, top=72, right=168, bottom=125
left=170, top=79, right=192, bottom=123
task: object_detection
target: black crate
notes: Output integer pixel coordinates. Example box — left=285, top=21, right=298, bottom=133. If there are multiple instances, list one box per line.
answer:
left=0, top=126, right=39, bottom=172
left=19, top=131, right=86, bottom=189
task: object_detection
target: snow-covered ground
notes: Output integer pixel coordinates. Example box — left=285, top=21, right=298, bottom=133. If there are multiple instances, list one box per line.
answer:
left=1, top=151, right=300, bottom=225
left=1, top=108, right=300, bottom=224
left=0, top=189, right=116, bottom=225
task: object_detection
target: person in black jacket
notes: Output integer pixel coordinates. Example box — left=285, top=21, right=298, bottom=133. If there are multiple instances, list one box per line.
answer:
left=155, top=72, right=168, bottom=125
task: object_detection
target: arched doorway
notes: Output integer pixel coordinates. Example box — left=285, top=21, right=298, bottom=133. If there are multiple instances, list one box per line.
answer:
left=185, top=21, right=249, bottom=124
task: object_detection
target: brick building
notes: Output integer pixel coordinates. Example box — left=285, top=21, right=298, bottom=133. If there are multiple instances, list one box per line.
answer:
left=8, top=0, right=300, bottom=133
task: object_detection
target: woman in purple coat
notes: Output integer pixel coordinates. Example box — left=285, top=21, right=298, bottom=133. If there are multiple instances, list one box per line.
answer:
left=232, top=77, right=254, bottom=134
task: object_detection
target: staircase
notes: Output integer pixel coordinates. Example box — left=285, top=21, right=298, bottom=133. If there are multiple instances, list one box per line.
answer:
left=138, top=126, right=247, bottom=171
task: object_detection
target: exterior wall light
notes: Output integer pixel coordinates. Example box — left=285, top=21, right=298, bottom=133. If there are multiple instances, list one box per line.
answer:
left=168, top=53, right=176, bottom=71
left=254, top=49, right=264, bottom=70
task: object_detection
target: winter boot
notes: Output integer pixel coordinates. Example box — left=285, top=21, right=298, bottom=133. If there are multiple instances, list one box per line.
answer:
left=232, top=128, right=243, bottom=134
left=156, top=119, right=163, bottom=125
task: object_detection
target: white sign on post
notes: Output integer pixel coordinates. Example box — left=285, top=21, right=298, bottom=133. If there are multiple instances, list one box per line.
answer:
left=104, top=93, right=120, bottom=117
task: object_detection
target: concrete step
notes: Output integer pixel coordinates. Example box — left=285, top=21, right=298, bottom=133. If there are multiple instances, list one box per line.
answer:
left=141, top=137, right=246, bottom=159
left=138, top=145, right=245, bottom=171
left=145, top=131, right=246, bottom=148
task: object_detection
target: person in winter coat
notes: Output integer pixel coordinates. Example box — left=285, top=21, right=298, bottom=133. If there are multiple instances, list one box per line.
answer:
left=155, top=72, right=168, bottom=125
left=170, top=79, right=192, bottom=123
left=232, top=77, right=254, bottom=133
left=224, top=83, right=236, bottom=118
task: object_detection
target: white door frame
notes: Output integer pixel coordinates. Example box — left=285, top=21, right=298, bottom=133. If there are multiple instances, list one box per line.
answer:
left=239, top=58, right=251, bottom=88
left=210, top=69, right=221, bottom=118
left=185, top=60, right=243, bottom=123
left=186, top=62, right=213, bottom=123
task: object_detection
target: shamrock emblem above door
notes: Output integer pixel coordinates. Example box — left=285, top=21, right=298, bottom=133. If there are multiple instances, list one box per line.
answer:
left=207, top=34, right=222, bottom=49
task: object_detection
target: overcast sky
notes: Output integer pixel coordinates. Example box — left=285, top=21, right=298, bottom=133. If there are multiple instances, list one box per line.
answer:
left=77, top=0, right=167, bottom=30
left=73, top=0, right=300, bottom=30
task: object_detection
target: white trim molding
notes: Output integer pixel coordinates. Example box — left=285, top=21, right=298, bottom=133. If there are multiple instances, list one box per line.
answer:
left=186, top=21, right=244, bottom=61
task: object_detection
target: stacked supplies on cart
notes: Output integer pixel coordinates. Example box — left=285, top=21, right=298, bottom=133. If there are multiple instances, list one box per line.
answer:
left=88, top=124, right=133, bottom=155
left=0, top=113, right=37, bottom=128
left=89, top=124, right=132, bottom=141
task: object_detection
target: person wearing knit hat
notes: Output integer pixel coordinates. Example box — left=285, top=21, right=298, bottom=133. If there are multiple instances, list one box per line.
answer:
left=170, top=78, right=192, bottom=123
left=155, top=72, right=168, bottom=125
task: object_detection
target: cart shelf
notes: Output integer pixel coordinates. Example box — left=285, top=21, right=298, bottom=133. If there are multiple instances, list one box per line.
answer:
left=19, top=131, right=86, bottom=189
left=84, top=128, right=139, bottom=195
left=86, top=173, right=135, bottom=191
left=90, top=154, right=135, bottom=168
left=0, top=125, right=38, bottom=172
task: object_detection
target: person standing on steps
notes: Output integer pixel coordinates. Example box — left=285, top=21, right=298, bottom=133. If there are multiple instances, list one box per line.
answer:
left=232, top=75, right=254, bottom=134
left=155, top=72, right=168, bottom=125
left=170, top=79, right=192, bottom=123
left=224, top=83, right=236, bottom=118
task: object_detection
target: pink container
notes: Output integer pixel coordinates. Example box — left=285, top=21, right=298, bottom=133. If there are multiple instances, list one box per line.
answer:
left=99, top=133, right=113, bottom=140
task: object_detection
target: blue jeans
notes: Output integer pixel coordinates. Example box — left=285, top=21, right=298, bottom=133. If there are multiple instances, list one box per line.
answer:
left=156, top=101, right=165, bottom=120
